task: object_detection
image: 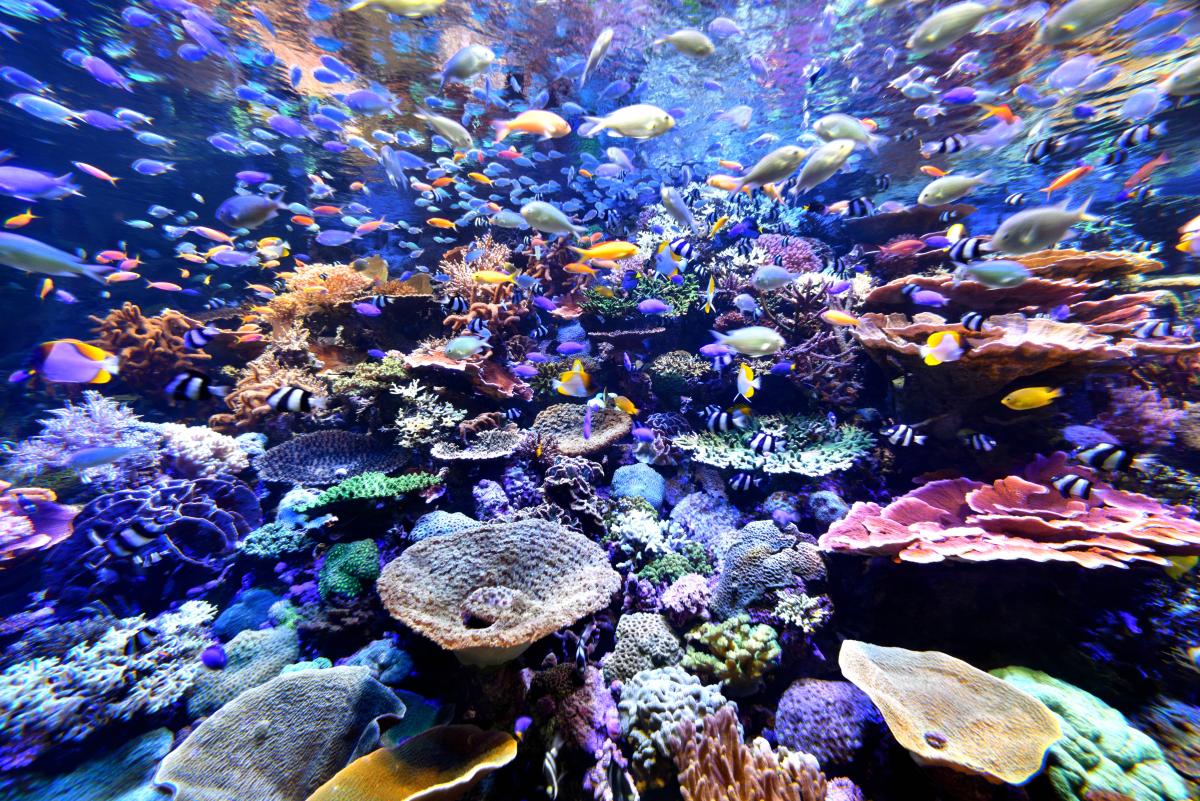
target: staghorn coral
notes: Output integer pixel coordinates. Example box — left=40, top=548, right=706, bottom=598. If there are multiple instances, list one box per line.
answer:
left=209, top=352, right=327, bottom=433
left=683, top=614, right=781, bottom=694
left=671, top=704, right=829, bottom=801
left=377, top=520, right=620, bottom=665
left=773, top=592, right=833, bottom=634
left=675, top=415, right=873, bottom=477
left=533, top=403, right=633, bottom=456
left=296, top=470, right=443, bottom=511
left=155, top=422, right=249, bottom=478
left=602, top=612, right=684, bottom=684
left=255, top=430, right=408, bottom=485
left=89, top=302, right=208, bottom=394
left=821, top=452, right=1200, bottom=568
left=0, top=601, right=214, bottom=772
left=187, top=625, right=300, bottom=718
left=390, top=380, right=468, bottom=447
left=6, top=390, right=162, bottom=491
left=994, top=667, right=1189, bottom=801
left=839, top=641, right=1061, bottom=785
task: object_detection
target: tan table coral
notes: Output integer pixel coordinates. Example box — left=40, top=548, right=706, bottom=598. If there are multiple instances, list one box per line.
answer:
left=532, top=403, right=632, bottom=456
left=376, top=520, right=620, bottom=665
left=838, top=641, right=1061, bottom=785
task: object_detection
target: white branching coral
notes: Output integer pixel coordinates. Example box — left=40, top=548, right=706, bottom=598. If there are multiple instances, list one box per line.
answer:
left=389, top=380, right=467, bottom=448
left=156, top=423, right=250, bottom=478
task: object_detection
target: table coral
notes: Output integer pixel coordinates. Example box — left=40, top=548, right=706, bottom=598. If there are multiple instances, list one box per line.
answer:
left=187, top=625, right=300, bottom=717
left=821, top=452, right=1200, bottom=568
left=319, top=539, right=380, bottom=601
left=89, top=302, right=208, bottom=394
left=601, top=612, right=684, bottom=684
left=430, top=427, right=529, bottom=461
left=255, top=430, right=408, bottom=485
left=683, top=614, right=781, bottom=694
left=674, top=414, right=873, bottom=477
left=533, top=403, right=633, bottom=457
left=994, top=667, right=1189, bottom=801
left=377, top=519, right=620, bottom=665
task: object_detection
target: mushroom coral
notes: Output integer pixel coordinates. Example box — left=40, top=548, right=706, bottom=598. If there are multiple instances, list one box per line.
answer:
left=90, top=302, right=209, bottom=393
left=838, top=641, right=1061, bottom=785
left=305, top=725, right=517, bottom=801
left=820, top=452, right=1200, bottom=568
left=532, top=404, right=632, bottom=456
left=376, top=520, right=620, bottom=665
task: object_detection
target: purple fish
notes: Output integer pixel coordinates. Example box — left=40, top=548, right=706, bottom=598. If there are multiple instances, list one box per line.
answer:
left=699, top=343, right=733, bottom=358
left=181, top=19, right=228, bottom=57
left=923, top=235, right=951, bottom=248
left=532, top=296, right=558, bottom=311
left=941, top=86, right=977, bottom=104
left=826, top=279, right=852, bottom=295
left=8, top=369, right=31, bottom=383
left=32, top=341, right=118, bottom=384
left=132, top=158, right=173, bottom=175
left=908, top=289, right=949, bottom=307
left=316, top=229, right=356, bottom=246
left=177, top=44, right=208, bottom=62
left=353, top=302, right=382, bottom=317
left=556, top=341, right=585, bottom=356
left=708, top=16, right=742, bottom=36
left=80, top=109, right=129, bottom=130
left=367, top=349, right=387, bottom=359
left=637, top=298, right=671, bottom=315
left=268, top=114, right=311, bottom=139
left=81, top=56, right=132, bottom=92
left=210, top=250, right=259, bottom=267
left=53, top=290, right=78, bottom=303
left=201, top=644, right=227, bottom=669
left=1072, top=104, right=1097, bottom=120
left=236, top=170, right=271, bottom=184
left=525, top=352, right=551, bottom=363
left=769, top=361, right=795, bottom=375
left=632, top=426, right=655, bottom=443
left=513, top=363, right=539, bottom=378
left=207, top=133, right=243, bottom=153
left=747, top=54, right=768, bottom=77
left=323, top=142, right=349, bottom=153
left=122, top=6, right=159, bottom=26
left=583, top=404, right=593, bottom=440
left=514, top=716, right=533, bottom=738
left=0, top=166, right=77, bottom=201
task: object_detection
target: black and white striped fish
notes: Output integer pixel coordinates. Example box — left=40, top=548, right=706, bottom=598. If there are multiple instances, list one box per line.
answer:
left=1134, top=319, right=1171, bottom=339
left=876, top=174, right=892, bottom=191
left=467, top=317, right=490, bottom=335
left=962, top=431, right=997, bottom=452
left=268, top=386, right=327, bottom=413
left=89, top=518, right=158, bottom=559
left=1052, top=473, right=1092, bottom=500
left=749, top=430, right=785, bottom=453
left=960, top=311, right=986, bottom=332
left=125, top=625, right=159, bottom=657
left=165, top=370, right=228, bottom=402
left=529, top=321, right=549, bottom=338
left=543, top=738, right=563, bottom=801
left=1077, top=443, right=1140, bottom=474
left=847, top=197, right=875, bottom=217
left=1115, top=122, right=1166, bottom=149
left=183, top=326, right=221, bottom=351
left=920, top=133, right=968, bottom=158
left=361, top=294, right=398, bottom=309
left=947, top=236, right=993, bottom=265
left=881, top=423, right=925, bottom=446
left=1130, top=240, right=1158, bottom=254
left=607, top=757, right=638, bottom=801
left=705, top=404, right=749, bottom=433
left=1024, top=135, right=1069, bottom=165
left=1004, top=192, right=1026, bottom=206
left=504, top=407, right=523, bottom=420
left=729, top=472, right=764, bottom=491
left=441, top=295, right=469, bottom=313
left=669, top=237, right=695, bottom=260
left=203, top=297, right=234, bottom=310
left=1100, top=149, right=1128, bottom=168
left=937, top=209, right=962, bottom=224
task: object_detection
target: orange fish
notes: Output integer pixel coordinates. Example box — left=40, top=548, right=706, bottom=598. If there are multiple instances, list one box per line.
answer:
left=432, top=176, right=454, bottom=187
left=179, top=268, right=190, bottom=278
left=860, top=118, right=879, bottom=132
left=563, top=262, right=597, bottom=277
left=4, top=208, right=37, bottom=229
left=38, top=278, right=53, bottom=300
left=920, top=166, right=949, bottom=178
left=979, top=103, right=1017, bottom=124
left=880, top=239, right=926, bottom=256
left=762, top=183, right=783, bottom=203
left=707, top=174, right=752, bottom=194
left=311, top=205, right=341, bottom=216
left=146, top=281, right=182, bottom=291
left=1123, top=152, right=1170, bottom=193
left=291, top=214, right=315, bottom=226
left=105, top=271, right=140, bottom=283
left=178, top=252, right=206, bottom=264
left=349, top=181, right=366, bottom=192
left=190, top=226, right=234, bottom=244
left=1041, top=165, right=1093, bottom=198
left=718, top=159, right=743, bottom=171
left=95, top=250, right=126, bottom=263
left=355, top=218, right=387, bottom=234
left=426, top=217, right=457, bottom=230
left=578, top=168, right=593, bottom=178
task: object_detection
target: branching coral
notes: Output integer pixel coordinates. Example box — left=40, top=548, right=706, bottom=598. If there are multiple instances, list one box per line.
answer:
left=675, top=415, right=873, bottom=477
left=156, top=422, right=249, bottom=478
left=683, top=614, right=781, bottom=694
left=0, top=601, right=215, bottom=771
left=389, top=380, right=467, bottom=447
left=438, top=235, right=529, bottom=336
left=649, top=350, right=713, bottom=400
left=296, top=470, right=443, bottom=510
left=209, top=352, right=327, bottom=433
left=581, top=274, right=699, bottom=321
left=89, top=302, right=208, bottom=394
left=6, top=391, right=162, bottom=491
left=821, top=452, right=1200, bottom=568
left=258, top=262, right=374, bottom=333
left=671, top=704, right=829, bottom=801
left=328, top=355, right=409, bottom=398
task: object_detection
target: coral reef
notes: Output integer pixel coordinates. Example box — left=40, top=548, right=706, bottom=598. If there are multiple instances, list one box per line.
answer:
left=775, top=679, right=883, bottom=772
left=255, top=430, right=408, bottom=485
left=319, top=539, right=381, bottom=601
left=601, top=612, right=684, bottom=684
left=90, top=303, right=208, bottom=394
left=297, top=470, right=443, bottom=510
left=683, top=614, right=782, bottom=694
left=187, top=625, right=300, bottom=717
left=675, top=415, right=873, bottom=477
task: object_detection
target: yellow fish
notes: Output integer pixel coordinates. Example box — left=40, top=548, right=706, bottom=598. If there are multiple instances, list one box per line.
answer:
left=552, top=359, right=591, bottom=397
left=569, top=240, right=638, bottom=261
left=37, top=277, right=53, bottom=300
left=613, top=395, right=639, bottom=415
left=946, top=223, right=965, bottom=243
left=426, top=217, right=457, bottom=230
left=707, top=215, right=730, bottom=238
left=703, top=275, right=716, bottom=314
left=820, top=309, right=860, bottom=327
left=1166, top=556, right=1198, bottom=580
left=920, top=331, right=964, bottom=366
left=735, top=362, right=760, bottom=401
left=591, top=284, right=615, bottom=298
left=4, top=208, right=38, bottom=229
left=1000, top=386, right=1062, bottom=411
left=564, top=262, right=598, bottom=277
left=467, top=172, right=493, bottom=185
left=472, top=269, right=515, bottom=284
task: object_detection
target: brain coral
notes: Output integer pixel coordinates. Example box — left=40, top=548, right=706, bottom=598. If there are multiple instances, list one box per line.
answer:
left=993, top=667, right=1190, bottom=801
left=839, top=641, right=1061, bottom=785
left=187, top=626, right=300, bottom=718
left=377, top=520, right=620, bottom=665
left=775, top=679, right=883, bottom=772
left=156, top=667, right=405, bottom=801
left=255, top=431, right=408, bottom=485
left=601, top=613, right=684, bottom=684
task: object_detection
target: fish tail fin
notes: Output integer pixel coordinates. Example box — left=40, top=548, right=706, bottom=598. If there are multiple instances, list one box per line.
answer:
left=1049, top=387, right=1064, bottom=401
left=913, top=434, right=927, bottom=445
left=81, top=263, right=110, bottom=283
left=579, top=117, right=604, bottom=137
left=346, top=0, right=369, bottom=10
left=651, top=36, right=666, bottom=46
left=210, top=385, right=230, bottom=398
left=491, top=120, right=511, bottom=142
left=1075, top=195, right=1100, bottom=222
left=866, top=133, right=888, bottom=154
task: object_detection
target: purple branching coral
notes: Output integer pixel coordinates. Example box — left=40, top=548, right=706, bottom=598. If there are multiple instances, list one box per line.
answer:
left=755, top=234, right=822, bottom=274
left=1094, top=384, right=1185, bottom=450
left=5, top=391, right=162, bottom=491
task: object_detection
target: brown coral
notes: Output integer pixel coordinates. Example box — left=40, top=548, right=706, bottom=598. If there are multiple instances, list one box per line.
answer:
left=89, top=302, right=208, bottom=393
left=376, top=520, right=620, bottom=665
left=259, top=262, right=375, bottom=332
left=431, top=428, right=529, bottom=461
left=438, top=235, right=529, bottom=336
left=532, top=404, right=632, bottom=456
left=671, top=704, right=829, bottom=801
left=209, top=352, right=327, bottom=433
left=404, top=345, right=532, bottom=402
left=820, top=452, right=1200, bottom=568
left=1017, top=248, right=1163, bottom=280
left=838, top=641, right=1061, bottom=784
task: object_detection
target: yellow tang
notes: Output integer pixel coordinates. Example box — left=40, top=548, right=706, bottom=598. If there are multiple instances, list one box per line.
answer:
left=707, top=215, right=730, bottom=238
left=570, top=241, right=638, bottom=261
left=472, top=270, right=515, bottom=284
left=1000, top=386, right=1062, bottom=411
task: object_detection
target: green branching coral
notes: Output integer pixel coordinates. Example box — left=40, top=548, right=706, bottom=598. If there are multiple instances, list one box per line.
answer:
left=581, top=274, right=698, bottom=319
left=319, top=540, right=381, bottom=601
left=649, top=350, right=713, bottom=400
left=389, top=380, right=466, bottom=447
left=683, top=614, right=781, bottom=694
left=328, top=356, right=409, bottom=397
left=638, top=543, right=713, bottom=585
left=675, top=414, right=873, bottom=477
left=239, top=521, right=311, bottom=559
left=297, top=471, right=442, bottom=512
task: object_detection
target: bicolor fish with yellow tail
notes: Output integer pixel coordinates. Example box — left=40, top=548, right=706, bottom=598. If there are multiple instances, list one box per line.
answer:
left=552, top=359, right=591, bottom=397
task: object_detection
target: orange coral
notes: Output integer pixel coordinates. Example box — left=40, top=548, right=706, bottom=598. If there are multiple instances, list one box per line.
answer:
left=438, top=235, right=530, bottom=336
left=404, top=343, right=533, bottom=401
left=208, top=352, right=327, bottom=433
left=89, top=302, right=208, bottom=393
left=258, top=262, right=375, bottom=333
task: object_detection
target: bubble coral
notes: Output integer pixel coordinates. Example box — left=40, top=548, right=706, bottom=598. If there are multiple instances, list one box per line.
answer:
left=376, top=520, right=620, bottom=665
left=0, top=601, right=214, bottom=772
left=155, top=667, right=406, bottom=801
left=775, top=679, right=883, bottom=773
left=319, top=539, right=381, bottom=601
left=839, top=641, right=1061, bottom=785
left=683, top=614, right=781, bottom=694
left=601, top=613, right=685, bottom=684
left=187, top=625, right=300, bottom=717
left=533, top=403, right=633, bottom=457
left=671, top=704, right=831, bottom=801
left=993, top=667, right=1189, bottom=800
left=54, top=476, right=262, bottom=613
left=156, top=422, right=250, bottom=478
left=821, top=452, right=1200, bottom=568
left=89, top=302, right=208, bottom=394
left=255, top=430, right=408, bottom=485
